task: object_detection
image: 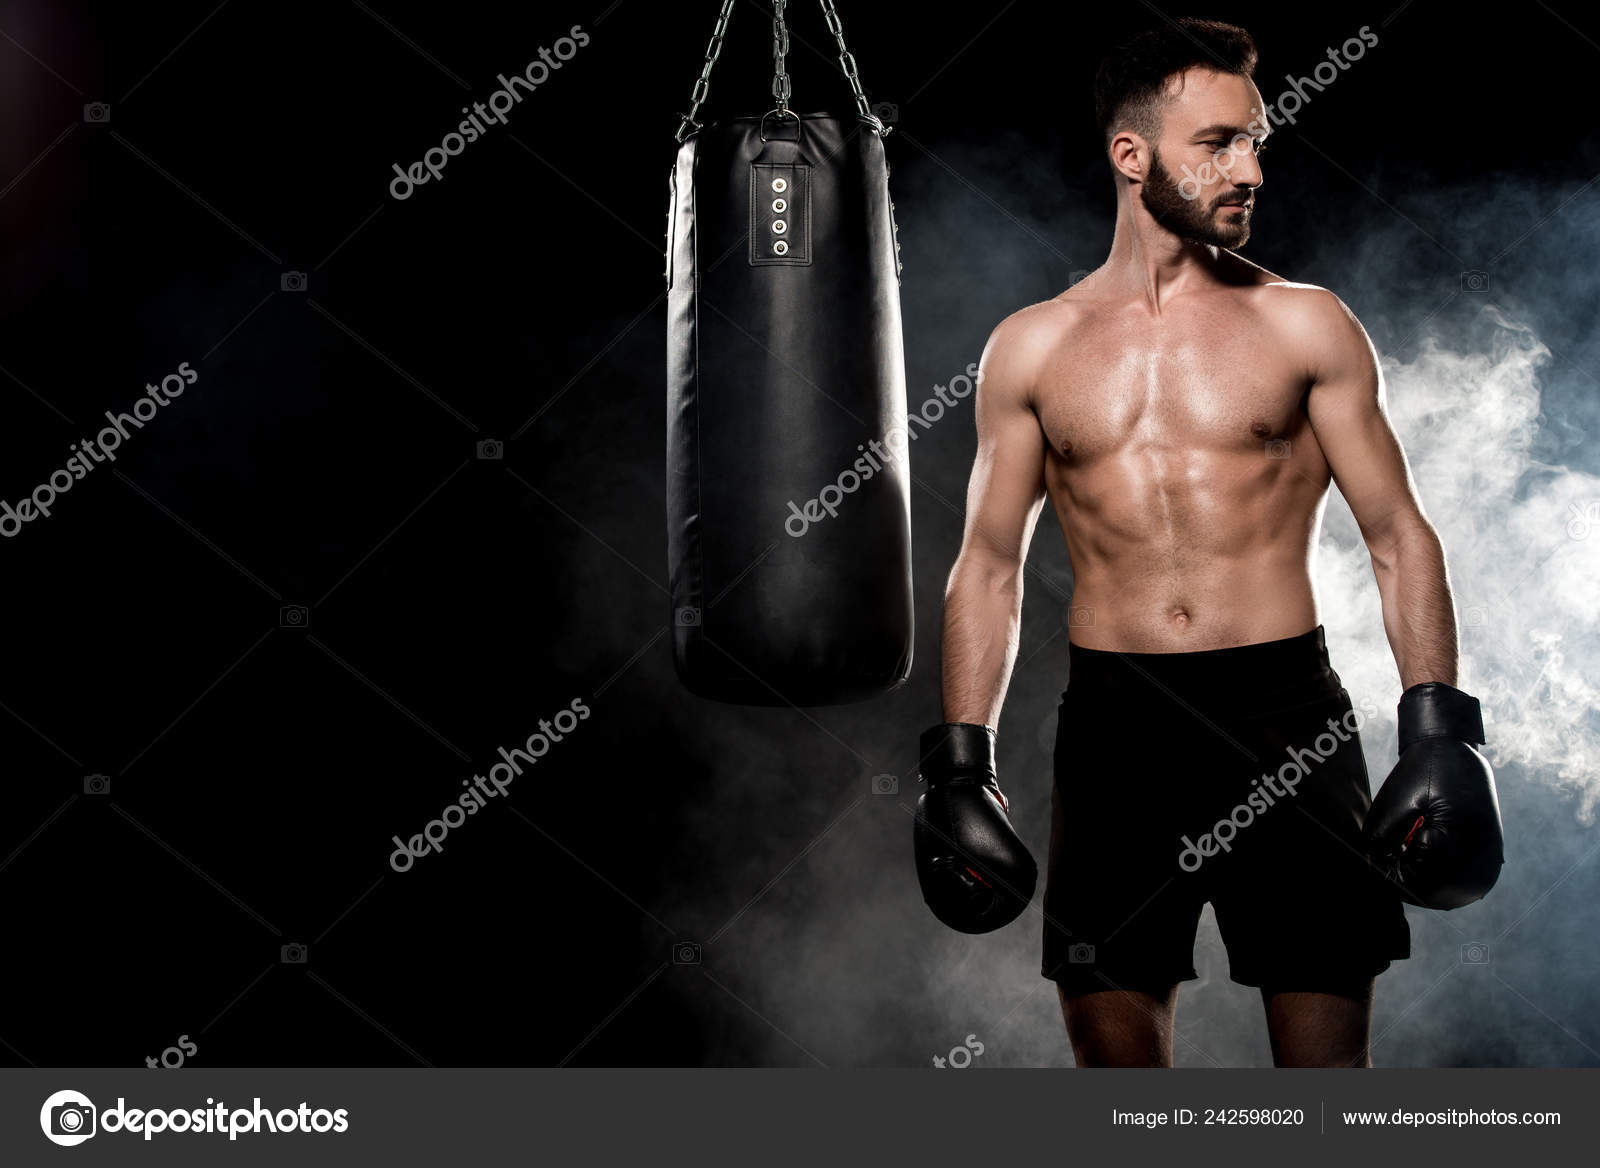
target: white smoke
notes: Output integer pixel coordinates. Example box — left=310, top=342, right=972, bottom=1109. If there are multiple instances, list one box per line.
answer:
left=1318, top=304, right=1600, bottom=819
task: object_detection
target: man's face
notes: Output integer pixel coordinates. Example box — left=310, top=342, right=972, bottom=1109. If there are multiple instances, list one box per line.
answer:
left=1136, top=68, right=1268, bottom=247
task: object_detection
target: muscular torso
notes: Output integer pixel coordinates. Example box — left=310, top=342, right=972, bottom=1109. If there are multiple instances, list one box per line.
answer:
left=1032, top=268, right=1334, bottom=651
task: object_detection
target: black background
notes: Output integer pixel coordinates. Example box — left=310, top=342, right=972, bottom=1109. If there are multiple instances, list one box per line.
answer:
left=2, top=0, right=1596, bottom=1068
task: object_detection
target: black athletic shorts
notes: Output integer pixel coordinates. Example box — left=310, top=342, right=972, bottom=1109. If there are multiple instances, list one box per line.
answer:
left=1041, top=625, right=1410, bottom=999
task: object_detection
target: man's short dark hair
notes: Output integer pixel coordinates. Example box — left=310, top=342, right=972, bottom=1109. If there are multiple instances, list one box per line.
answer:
left=1093, top=18, right=1258, bottom=151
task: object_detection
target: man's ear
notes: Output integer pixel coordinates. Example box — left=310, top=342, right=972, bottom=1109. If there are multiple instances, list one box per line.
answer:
left=1108, top=131, right=1149, bottom=183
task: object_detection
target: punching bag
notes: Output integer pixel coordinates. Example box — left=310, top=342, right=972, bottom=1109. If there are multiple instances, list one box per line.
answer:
left=665, top=0, right=913, bottom=706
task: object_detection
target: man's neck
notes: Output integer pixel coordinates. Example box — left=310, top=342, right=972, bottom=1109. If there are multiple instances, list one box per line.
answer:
left=1098, top=186, right=1226, bottom=314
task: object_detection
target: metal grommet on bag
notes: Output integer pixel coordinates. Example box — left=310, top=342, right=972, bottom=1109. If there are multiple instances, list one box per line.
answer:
left=773, top=240, right=788, bottom=254
left=750, top=163, right=805, bottom=265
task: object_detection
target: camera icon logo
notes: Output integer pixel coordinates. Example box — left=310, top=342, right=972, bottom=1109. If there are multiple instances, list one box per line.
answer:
left=83, top=773, right=111, bottom=795
left=476, top=439, right=504, bottom=460
left=1567, top=501, right=1599, bottom=541
left=1460, top=270, right=1489, bottom=292
left=281, top=943, right=308, bottom=964
left=672, top=941, right=702, bottom=965
left=871, top=773, right=899, bottom=795
left=1460, top=942, right=1490, bottom=965
left=871, top=100, right=899, bottom=126
left=83, top=102, right=110, bottom=124
left=280, top=270, right=308, bottom=293
left=1462, top=605, right=1487, bottom=628
left=279, top=605, right=309, bottom=629
left=674, top=606, right=701, bottom=628
left=40, top=1090, right=97, bottom=1146
left=1068, top=942, right=1096, bottom=964
left=1067, top=605, right=1095, bottom=628
left=1265, top=438, right=1291, bottom=459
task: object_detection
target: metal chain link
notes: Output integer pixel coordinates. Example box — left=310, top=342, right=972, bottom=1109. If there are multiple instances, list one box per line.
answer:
left=818, top=0, right=887, bottom=135
left=771, top=0, right=791, bottom=114
left=676, top=0, right=739, bottom=144
left=675, top=0, right=886, bottom=142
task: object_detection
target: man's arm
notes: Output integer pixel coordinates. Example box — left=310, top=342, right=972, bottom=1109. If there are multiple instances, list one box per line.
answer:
left=1299, top=290, right=1459, bottom=688
left=1296, top=289, right=1504, bottom=913
left=941, top=313, right=1050, bottom=726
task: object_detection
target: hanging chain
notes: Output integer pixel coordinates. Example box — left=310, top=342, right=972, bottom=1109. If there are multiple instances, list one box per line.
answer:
left=818, top=0, right=887, bottom=134
left=675, top=0, right=887, bottom=142
left=771, top=0, right=791, bottom=114
left=676, top=0, right=739, bottom=144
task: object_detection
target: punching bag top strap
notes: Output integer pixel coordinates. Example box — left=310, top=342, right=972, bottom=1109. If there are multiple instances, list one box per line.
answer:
left=674, top=0, right=888, bottom=144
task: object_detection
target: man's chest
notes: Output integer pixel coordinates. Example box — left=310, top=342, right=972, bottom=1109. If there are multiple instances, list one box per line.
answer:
left=1033, top=306, right=1312, bottom=463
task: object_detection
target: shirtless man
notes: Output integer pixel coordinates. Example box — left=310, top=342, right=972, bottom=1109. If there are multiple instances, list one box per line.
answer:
left=910, top=19, right=1503, bottom=1068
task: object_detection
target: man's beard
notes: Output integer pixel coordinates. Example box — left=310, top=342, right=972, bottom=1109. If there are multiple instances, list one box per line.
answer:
left=1140, top=149, right=1252, bottom=248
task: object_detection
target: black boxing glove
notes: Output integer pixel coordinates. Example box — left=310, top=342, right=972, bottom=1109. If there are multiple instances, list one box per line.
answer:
left=913, top=723, right=1037, bottom=933
left=1362, top=682, right=1504, bottom=909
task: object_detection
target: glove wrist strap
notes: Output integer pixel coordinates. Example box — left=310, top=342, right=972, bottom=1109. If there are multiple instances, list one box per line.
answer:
left=1398, top=682, right=1486, bottom=752
left=918, top=722, right=996, bottom=782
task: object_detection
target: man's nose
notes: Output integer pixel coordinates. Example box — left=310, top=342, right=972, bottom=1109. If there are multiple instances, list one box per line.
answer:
left=1230, top=149, right=1264, bottom=189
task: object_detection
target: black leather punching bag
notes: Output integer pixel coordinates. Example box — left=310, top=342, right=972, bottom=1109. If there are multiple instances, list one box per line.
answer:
left=665, top=1, right=912, bottom=706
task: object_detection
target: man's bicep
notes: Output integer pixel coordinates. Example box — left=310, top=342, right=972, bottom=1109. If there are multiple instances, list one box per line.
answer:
left=959, top=326, right=1048, bottom=566
left=1304, top=295, right=1425, bottom=544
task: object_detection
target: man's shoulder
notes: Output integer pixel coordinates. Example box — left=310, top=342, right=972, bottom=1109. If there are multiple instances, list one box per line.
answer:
left=1224, top=253, right=1349, bottom=322
left=977, top=299, right=1082, bottom=400
left=1255, top=278, right=1345, bottom=311
left=1229, top=273, right=1375, bottom=384
left=1249, top=278, right=1367, bottom=354
left=987, top=293, right=1093, bottom=353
